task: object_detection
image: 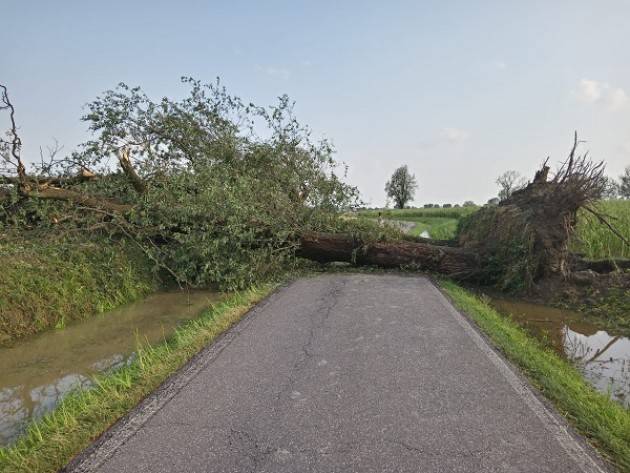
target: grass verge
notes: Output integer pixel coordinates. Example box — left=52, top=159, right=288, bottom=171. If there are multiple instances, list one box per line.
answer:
left=0, top=284, right=277, bottom=473
left=440, top=279, right=630, bottom=472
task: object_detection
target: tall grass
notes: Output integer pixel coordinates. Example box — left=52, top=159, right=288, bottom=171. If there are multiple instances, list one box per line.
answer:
left=574, top=200, right=630, bottom=259
left=0, top=232, right=156, bottom=344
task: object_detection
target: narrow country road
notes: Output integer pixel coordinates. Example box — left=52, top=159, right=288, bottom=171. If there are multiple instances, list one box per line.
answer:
left=65, top=274, right=608, bottom=473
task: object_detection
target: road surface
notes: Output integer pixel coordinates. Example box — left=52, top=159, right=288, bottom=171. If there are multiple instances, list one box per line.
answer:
left=66, top=274, right=608, bottom=473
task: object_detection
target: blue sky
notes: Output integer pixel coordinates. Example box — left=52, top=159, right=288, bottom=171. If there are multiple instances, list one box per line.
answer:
left=3, top=0, right=629, bottom=206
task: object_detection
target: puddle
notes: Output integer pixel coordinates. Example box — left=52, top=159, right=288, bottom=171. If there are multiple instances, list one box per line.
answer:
left=0, top=289, right=221, bottom=445
left=490, top=298, right=630, bottom=407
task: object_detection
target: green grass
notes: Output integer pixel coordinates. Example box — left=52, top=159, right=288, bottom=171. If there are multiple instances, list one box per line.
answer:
left=574, top=200, right=630, bottom=259
left=360, top=206, right=479, bottom=220
left=395, top=216, right=459, bottom=239
left=0, top=232, right=157, bottom=345
left=359, top=206, right=479, bottom=240
left=440, top=280, right=630, bottom=471
left=0, top=284, right=276, bottom=473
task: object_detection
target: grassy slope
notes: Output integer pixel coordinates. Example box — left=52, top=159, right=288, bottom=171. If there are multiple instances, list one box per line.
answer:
left=0, top=285, right=276, bottom=473
left=0, top=233, right=156, bottom=344
left=440, top=280, right=630, bottom=472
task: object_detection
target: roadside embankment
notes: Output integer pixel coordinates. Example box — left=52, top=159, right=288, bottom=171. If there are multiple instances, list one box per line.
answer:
left=0, top=232, right=156, bottom=345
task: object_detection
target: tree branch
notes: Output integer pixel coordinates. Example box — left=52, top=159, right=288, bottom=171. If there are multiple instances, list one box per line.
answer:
left=118, top=147, right=147, bottom=194
left=23, top=186, right=132, bottom=213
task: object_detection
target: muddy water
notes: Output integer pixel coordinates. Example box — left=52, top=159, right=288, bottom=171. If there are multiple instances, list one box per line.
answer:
left=0, top=290, right=221, bottom=445
left=490, top=299, right=630, bottom=407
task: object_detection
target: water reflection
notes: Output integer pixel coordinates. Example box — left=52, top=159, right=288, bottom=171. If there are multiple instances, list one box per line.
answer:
left=490, top=299, right=630, bottom=407
left=0, top=290, right=221, bottom=445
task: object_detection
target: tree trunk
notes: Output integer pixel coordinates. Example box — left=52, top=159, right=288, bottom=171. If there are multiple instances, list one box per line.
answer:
left=297, top=232, right=480, bottom=279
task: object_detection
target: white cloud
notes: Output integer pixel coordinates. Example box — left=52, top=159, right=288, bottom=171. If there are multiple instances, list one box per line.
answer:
left=574, top=79, right=628, bottom=110
left=440, top=127, right=471, bottom=143
left=493, top=60, right=507, bottom=70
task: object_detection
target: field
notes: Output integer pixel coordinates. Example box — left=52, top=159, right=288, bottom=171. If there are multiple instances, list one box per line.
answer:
left=360, top=201, right=630, bottom=259
left=358, top=207, right=478, bottom=240
left=398, top=216, right=459, bottom=239
left=573, top=200, right=630, bottom=259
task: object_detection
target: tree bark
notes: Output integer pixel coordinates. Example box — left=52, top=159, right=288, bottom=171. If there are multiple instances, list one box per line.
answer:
left=297, top=232, right=480, bottom=279
left=22, top=186, right=132, bottom=213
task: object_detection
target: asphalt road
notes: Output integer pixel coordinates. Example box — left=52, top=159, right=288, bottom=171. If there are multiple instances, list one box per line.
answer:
left=66, top=274, right=609, bottom=473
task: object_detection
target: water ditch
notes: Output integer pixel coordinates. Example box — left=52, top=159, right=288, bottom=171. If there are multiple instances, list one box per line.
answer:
left=0, top=289, right=221, bottom=445
left=489, top=298, right=629, bottom=407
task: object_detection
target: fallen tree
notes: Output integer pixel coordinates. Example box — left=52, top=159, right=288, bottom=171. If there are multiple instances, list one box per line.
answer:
left=1, top=80, right=368, bottom=290
left=2, top=81, right=627, bottom=292
left=297, top=133, right=628, bottom=289
left=297, top=231, right=479, bottom=278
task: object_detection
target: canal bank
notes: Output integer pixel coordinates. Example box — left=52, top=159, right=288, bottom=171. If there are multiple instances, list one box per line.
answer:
left=0, top=289, right=222, bottom=445
left=489, top=298, right=629, bottom=407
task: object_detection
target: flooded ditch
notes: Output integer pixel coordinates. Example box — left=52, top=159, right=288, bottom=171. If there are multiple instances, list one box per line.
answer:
left=0, top=289, right=221, bottom=446
left=489, top=298, right=630, bottom=407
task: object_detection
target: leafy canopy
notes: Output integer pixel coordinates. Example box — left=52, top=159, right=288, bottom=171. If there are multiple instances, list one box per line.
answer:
left=2, top=78, right=362, bottom=290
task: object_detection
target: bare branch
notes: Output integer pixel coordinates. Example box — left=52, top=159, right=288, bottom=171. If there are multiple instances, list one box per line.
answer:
left=0, top=84, right=27, bottom=187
